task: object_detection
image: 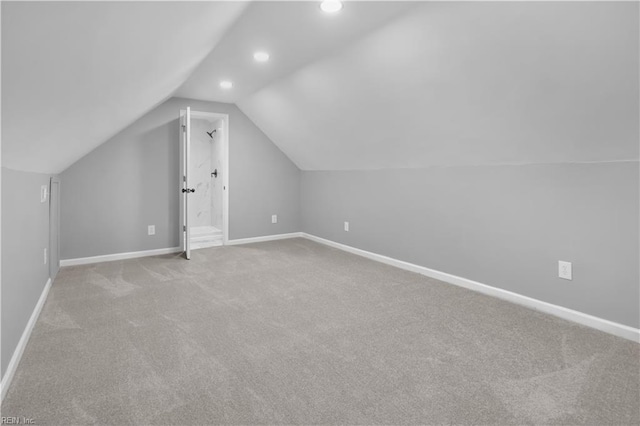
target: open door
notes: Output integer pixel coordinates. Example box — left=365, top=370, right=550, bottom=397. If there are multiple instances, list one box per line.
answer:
left=179, top=107, right=193, bottom=259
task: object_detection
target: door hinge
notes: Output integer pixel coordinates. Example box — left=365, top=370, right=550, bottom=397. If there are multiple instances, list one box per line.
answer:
left=183, top=225, right=186, bottom=232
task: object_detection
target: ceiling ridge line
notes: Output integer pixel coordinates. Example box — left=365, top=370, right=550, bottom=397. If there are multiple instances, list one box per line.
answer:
left=234, top=2, right=423, bottom=104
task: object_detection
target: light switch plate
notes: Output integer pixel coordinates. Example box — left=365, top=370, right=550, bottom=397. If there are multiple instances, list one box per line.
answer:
left=272, top=215, right=277, bottom=224
left=148, top=225, right=155, bottom=236
left=344, top=221, right=349, bottom=232
left=558, top=261, right=572, bottom=280
left=40, top=185, right=48, bottom=203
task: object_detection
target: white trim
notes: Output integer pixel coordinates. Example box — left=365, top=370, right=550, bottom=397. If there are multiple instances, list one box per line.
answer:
left=179, top=109, right=230, bottom=247
left=300, top=233, right=640, bottom=343
left=1, top=278, right=52, bottom=401
left=179, top=109, right=186, bottom=254
left=226, top=232, right=303, bottom=246
left=60, top=247, right=182, bottom=267
left=185, top=107, right=192, bottom=259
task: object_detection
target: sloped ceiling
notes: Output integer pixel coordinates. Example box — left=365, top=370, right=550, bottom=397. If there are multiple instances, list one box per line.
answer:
left=235, top=1, right=639, bottom=169
left=176, top=1, right=418, bottom=104
left=1, top=1, right=248, bottom=173
left=3, top=2, right=638, bottom=174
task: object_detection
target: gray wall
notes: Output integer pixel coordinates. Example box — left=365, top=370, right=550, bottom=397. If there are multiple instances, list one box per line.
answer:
left=60, top=97, right=301, bottom=259
left=301, top=161, right=640, bottom=328
left=1, top=168, right=53, bottom=376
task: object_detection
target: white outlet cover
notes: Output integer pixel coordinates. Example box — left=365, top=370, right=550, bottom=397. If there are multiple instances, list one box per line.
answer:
left=44, top=248, right=47, bottom=265
left=148, top=225, right=155, bottom=235
left=344, top=221, right=349, bottom=232
left=558, top=261, right=572, bottom=280
left=272, top=215, right=277, bottom=224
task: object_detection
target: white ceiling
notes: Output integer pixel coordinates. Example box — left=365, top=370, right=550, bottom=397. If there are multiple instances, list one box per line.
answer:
left=2, top=1, right=638, bottom=174
left=1, top=1, right=248, bottom=173
left=236, top=1, right=639, bottom=170
left=176, top=1, right=418, bottom=103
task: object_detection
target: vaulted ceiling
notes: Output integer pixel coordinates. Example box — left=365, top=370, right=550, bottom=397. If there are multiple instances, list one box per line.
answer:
left=2, top=1, right=638, bottom=174
left=1, top=1, right=248, bottom=173
left=237, top=2, right=639, bottom=170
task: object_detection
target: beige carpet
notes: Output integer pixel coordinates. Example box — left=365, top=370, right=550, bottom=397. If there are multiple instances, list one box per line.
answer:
left=2, top=238, right=639, bottom=425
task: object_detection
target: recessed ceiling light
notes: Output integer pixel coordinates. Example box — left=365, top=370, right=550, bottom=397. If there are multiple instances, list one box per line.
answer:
left=220, top=80, right=233, bottom=89
left=253, top=51, right=270, bottom=62
left=320, top=1, right=343, bottom=13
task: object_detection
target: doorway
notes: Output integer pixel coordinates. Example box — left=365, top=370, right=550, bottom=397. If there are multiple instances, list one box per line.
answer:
left=179, top=108, right=229, bottom=259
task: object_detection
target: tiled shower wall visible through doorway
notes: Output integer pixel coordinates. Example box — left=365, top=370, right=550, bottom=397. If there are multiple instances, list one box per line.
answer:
left=189, top=118, right=214, bottom=228
left=210, top=119, right=224, bottom=231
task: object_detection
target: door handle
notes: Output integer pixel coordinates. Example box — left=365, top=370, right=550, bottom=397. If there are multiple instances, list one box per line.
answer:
left=181, top=188, right=195, bottom=193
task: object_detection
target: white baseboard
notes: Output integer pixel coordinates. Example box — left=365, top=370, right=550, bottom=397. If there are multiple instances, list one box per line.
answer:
left=57, top=233, right=640, bottom=342
left=226, top=232, right=303, bottom=246
left=60, top=233, right=305, bottom=266
left=1, top=278, right=52, bottom=402
left=60, top=246, right=182, bottom=267
left=301, top=233, right=640, bottom=343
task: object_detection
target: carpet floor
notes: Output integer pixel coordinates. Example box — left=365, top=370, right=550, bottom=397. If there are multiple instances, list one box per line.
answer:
left=2, top=238, right=639, bottom=425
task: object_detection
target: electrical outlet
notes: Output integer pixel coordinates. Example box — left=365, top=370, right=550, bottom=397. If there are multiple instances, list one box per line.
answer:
left=40, top=185, right=48, bottom=203
left=148, top=225, right=156, bottom=236
left=558, top=261, right=572, bottom=280
left=344, top=221, right=349, bottom=232
left=44, top=248, right=47, bottom=265
left=272, top=215, right=278, bottom=224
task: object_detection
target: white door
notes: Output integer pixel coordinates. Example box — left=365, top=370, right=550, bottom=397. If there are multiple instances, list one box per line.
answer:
left=180, top=107, right=193, bottom=259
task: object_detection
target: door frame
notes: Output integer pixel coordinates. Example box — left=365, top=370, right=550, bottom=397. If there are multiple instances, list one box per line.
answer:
left=179, top=107, right=191, bottom=259
left=179, top=109, right=230, bottom=246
